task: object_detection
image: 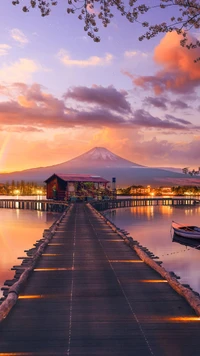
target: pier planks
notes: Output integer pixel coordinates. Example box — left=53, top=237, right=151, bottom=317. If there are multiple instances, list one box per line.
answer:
left=0, top=203, right=200, bottom=356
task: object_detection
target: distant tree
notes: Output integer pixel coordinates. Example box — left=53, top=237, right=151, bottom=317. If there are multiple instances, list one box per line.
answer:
left=4, top=181, right=10, bottom=194
left=20, top=180, right=25, bottom=195
left=12, top=0, right=200, bottom=55
left=11, top=180, right=16, bottom=193
left=182, top=167, right=189, bottom=174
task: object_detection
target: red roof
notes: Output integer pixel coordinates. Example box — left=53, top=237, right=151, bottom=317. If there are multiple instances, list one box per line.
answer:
left=44, top=173, right=109, bottom=183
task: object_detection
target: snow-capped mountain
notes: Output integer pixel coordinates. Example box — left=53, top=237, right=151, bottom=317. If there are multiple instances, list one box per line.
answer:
left=60, top=147, right=143, bottom=168
left=0, top=147, right=199, bottom=187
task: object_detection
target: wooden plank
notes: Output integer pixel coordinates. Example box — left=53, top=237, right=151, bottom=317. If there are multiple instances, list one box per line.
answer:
left=0, top=203, right=200, bottom=356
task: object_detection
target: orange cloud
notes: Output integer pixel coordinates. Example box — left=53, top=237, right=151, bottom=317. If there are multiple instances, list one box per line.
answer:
left=130, top=32, right=200, bottom=94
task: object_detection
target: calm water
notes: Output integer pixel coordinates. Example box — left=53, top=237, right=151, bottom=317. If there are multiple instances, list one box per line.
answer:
left=106, top=205, right=200, bottom=294
left=0, top=208, right=59, bottom=298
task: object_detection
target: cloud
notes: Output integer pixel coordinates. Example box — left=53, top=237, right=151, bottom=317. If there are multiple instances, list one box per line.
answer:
left=10, top=28, right=29, bottom=45
left=144, top=96, right=191, bottom=111
left=0, top=44, right=11, bottom=56
left=0, top=83, right=199, bottom=134
left=131, top=109, right=198, bottom=130
left=145, top=96, right=167, bottom=110
left=170, top=99, right=190, bottom=110
left=165, top=114, right=192, bottom=126
left=0, top=59, right=42, bottom=83
left=1, top=126, right=43, bottom=133
left=64, top=85, right=131, bottom=113
left=58, top=50, right=113, bottom=67
left=126, top=32, right=200, bottom=94
left=124, top=50, right=147, bottom=58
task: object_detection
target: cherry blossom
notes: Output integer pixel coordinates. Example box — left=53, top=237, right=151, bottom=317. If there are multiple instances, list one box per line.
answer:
left=11, top=0, right=200, bottom=53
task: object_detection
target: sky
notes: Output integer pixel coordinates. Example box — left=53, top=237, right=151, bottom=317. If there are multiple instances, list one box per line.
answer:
left=0, top=1, right=200, bottom=173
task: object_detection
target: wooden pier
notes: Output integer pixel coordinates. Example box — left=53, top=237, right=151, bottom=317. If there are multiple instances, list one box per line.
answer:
left=92, top=197, right=199, bottom=211
left=0, top=197, right=198, bottom=213
left=0, top=199, right=68, bottom=212
left=0, top=203, right=200, bottom=355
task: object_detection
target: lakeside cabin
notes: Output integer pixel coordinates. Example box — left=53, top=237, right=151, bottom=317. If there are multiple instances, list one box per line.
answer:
left=44, top=173, right=110, bottom=201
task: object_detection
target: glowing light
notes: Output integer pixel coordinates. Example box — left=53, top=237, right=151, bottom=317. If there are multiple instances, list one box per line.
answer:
left=139, top=280, right=168, bottom=283
left=42, top=254, right=64, bottom=256
left=108, top=239, right=123, bottom=242
left=18, top=294, right=68, bottom=299
left=34, top=267, right=73, bottom=271
left=48, top=243, right=65, bottom=246
left=167, top=317, right=200, bottom=322
left=14, top=189, right=20, bottom=195
left=109, top=260, right=143, bottom=263
left=0, top=352, right=62, bottom=355
left=0, top=353, right=39, bottom=356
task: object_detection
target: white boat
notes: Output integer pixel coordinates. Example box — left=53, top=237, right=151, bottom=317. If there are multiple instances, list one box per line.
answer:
left=171, top=221, right=200, bottom=239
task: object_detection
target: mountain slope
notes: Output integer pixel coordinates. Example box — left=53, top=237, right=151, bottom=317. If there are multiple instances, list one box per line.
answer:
left=54, top=147, right=143, bottom=168
left=0, top=147, right=199, bottom=187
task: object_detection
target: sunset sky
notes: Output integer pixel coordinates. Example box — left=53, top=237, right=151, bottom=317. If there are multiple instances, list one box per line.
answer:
left=0, top=1, right=200, bottom=173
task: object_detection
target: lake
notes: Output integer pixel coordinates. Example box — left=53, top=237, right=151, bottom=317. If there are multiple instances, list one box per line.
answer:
left=0, top=208, right=59, bottom=298
left=0, top=199, right=200, bottom=299
left=106, top=204, right=200, bottom=295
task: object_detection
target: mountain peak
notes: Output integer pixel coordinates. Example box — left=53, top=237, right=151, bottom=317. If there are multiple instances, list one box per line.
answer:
left=82, top=147, right=119, bottom=161
left=67, top=147, right=143, bottom=168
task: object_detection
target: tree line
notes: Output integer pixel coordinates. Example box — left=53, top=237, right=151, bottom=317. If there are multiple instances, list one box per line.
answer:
left=0, top=180, right=46, bottom=196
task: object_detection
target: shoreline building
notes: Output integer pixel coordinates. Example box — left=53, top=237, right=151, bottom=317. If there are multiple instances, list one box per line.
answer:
left=44, top=173, right=110, bottom=201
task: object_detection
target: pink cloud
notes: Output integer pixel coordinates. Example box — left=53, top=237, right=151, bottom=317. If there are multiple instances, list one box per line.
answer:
left=126, top=32, right=200, bottom=94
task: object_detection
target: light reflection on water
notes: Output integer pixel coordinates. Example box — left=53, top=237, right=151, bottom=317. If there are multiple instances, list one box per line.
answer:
left=0, top=209, right=59, bottom=298
left=107, top=205, right=200, bottom=294
left=0, top=195, right=46, bottom=200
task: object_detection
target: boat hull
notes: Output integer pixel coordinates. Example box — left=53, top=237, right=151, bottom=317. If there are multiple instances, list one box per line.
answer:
left=172, top=221, right=200, bottom=239
left=172, top=228, right=200, bottom=239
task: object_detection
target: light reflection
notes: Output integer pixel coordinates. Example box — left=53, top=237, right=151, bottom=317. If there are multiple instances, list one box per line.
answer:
left=139, top=279, right=168, bottom=283
left=109, top=260, right=143, bottom=263
left=42, top=254, right=64, bottom=256
left=34, top=268, right=73, bottom=271
left=0, top=353, right=58, bottom=356
left=48, top=243, right=65, bottom=246
left=19, top=294, right=68, bottom=299
left=37, top=210, right=43, bottom=218
left=185, top=209, right=194, bottom=216
left=108, top=204, right=200, bottom=294
left=0, top=209, right=58, bottom=298
left=16, top=208, right=20, bottom=218
left=160, top=206, right=173, bottom=216
left=167, top=317, right=200, bottom=322
left=107, top=239, right=123, bottom=242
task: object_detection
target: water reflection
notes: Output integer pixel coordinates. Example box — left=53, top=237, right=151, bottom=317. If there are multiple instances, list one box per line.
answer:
left=107, top=205, right=200, bottom=294
left=0, top=195, right=46, bottom=200
left=172, top=234, right=200, bottom=250
left=0, top=209, right=59, bottom=298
